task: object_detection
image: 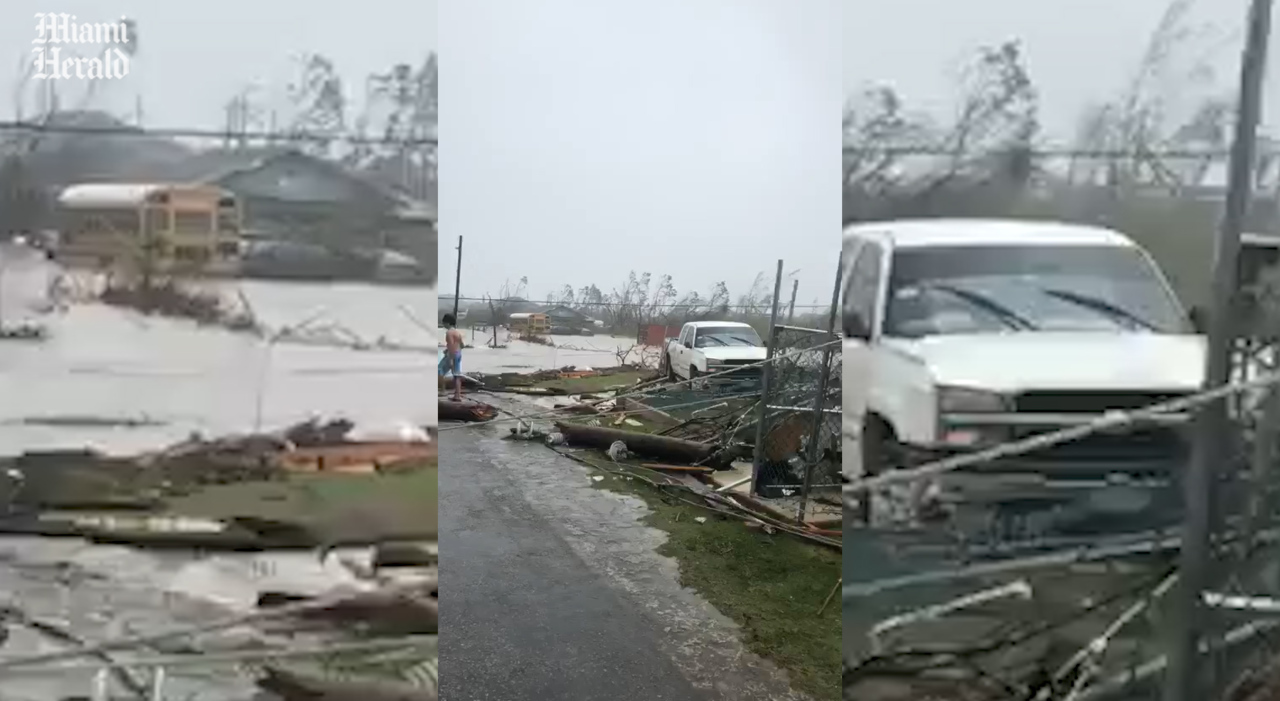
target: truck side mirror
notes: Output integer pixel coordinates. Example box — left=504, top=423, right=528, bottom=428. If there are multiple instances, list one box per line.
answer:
left=1188, top=306, right=1207, bottom=333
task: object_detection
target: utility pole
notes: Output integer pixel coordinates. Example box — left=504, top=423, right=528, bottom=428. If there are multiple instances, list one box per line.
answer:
left=453, top=236, right=463, bottom=319
left=786, top=279, right=799, bottom=324
left=1164, top=1, right=1273, bottom=698
left=749, top=259, right=785, bottom=496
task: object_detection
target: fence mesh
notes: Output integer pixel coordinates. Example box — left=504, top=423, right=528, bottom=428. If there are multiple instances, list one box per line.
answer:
left=752, top=324, right=841, bottom=499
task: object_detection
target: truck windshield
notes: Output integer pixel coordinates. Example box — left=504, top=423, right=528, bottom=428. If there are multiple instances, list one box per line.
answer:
left=884, top=244, right=1190, bottom=337
left=695, top=326, right=763, bottom=347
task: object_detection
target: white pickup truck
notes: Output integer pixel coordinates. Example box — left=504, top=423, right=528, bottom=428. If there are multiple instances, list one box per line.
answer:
left=663, top=321, right=768, bottom=382
left=842, top=219, right=1205, bottom=522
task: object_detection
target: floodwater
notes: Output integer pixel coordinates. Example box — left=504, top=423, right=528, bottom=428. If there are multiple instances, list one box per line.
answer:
left=0, top=246, right=437, bottom=699
left=0, top=249, right=437, bottom=454
left=459, top=327, right=650, bottom=374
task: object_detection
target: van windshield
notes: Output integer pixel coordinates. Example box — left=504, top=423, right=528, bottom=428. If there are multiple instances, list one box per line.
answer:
left=884, top=244, right=1191, bottom=337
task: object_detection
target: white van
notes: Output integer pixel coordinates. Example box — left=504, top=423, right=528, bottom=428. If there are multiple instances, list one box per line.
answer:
left=841, top=219, right=1205, bottom=522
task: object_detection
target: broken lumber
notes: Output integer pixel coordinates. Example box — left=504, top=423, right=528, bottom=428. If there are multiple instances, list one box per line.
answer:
left=554, top=422, right=719, bottom=465
left=806, top=517, right=843, bottom=530
left=257, top=587, right=438, bottom=635
left=373, top=542, right=437, bottom=568
left=439, top=399, right=497, bottom=422
left=258, top=666, right=437, bottom=701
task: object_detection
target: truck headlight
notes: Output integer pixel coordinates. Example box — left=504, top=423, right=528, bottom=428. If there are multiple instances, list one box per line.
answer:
left=937, top=386, right=1010, bottom=413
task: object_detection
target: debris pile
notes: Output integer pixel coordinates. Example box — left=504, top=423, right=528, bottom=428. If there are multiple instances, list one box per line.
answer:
left=100, top=278, right=260, bottom=333
left=0, top=416, right=437, bottom=550
left=250, top=542, right=438, bottom=699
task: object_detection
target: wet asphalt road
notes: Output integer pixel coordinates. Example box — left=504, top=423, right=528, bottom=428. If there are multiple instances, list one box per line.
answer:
left=437, top=412, right=810, bottom=701
left=438, top=425, right=708, bottom=701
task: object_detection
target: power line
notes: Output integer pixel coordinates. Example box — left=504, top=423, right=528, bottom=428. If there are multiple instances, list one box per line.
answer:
left=843, top=144, right=1239, bottom=159
left=0, top=120, right=437, bottom=147
left=448, top=295, right=833, bottom=310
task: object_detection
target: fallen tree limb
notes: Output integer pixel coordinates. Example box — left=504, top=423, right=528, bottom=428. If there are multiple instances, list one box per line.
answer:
left=439, top=400, right=498, bottom=422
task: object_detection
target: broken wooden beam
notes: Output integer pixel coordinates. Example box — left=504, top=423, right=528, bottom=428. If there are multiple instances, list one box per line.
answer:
left=554, top=422, right=720, bottom=465
left=258, top=666, right=437, bottom=701
left=373, top=542, right=437, bottom=569
left=257, top=587, right=437, bottom=635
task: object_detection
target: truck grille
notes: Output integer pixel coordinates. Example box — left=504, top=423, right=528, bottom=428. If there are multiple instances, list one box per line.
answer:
left=1009, top=425, right=1188, bottom=465
left=1010, top=390, right=1192, bottom=467
left=710, top=359, right=762, bottom=378
left=1013, top=390, right=1188, bottom=414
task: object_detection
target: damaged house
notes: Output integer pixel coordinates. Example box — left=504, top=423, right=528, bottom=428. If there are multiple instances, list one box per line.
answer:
left=2, top=110, right=436, bottom=284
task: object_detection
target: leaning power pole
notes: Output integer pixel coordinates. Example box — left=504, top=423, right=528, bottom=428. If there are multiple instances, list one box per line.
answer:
left=453, top=236, right=463, bottom=319
left=1163, top=1, right=1274, bottom=698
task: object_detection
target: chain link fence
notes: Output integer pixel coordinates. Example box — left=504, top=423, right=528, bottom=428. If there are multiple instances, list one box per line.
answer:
left=752, top=323, right=840, bottom=510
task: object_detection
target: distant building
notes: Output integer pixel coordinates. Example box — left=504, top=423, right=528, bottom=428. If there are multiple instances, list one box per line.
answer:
left=2, top=111, right=437, bottom=285
left=540, top=304, right=594, bottom=332
left=170, top=148, right=436, bottom=283
left=55, top=182, right=241, bottom=276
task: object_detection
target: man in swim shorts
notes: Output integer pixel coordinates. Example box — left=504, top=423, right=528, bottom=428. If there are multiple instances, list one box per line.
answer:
left=440, top=313, right=463, bottom=401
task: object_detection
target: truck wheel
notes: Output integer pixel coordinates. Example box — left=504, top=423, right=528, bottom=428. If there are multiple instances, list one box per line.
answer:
left=861, top=416, right=895, bottom=477
left=856, top=417, right=897, bottom=524
left=688, top=366, right=701, bottom=388
left=664, top=354, right=676, bottom=381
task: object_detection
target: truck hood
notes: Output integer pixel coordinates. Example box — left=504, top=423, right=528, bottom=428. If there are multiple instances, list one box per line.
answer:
left=703, top=346, right=769, bottom=362
left=885, top=333, right=1206, bottom=392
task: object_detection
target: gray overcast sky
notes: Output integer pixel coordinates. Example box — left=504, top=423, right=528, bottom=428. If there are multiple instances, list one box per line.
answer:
left=441, top=0, right=841, bottom=304
left=845, top=0, right=1256, bottom=139
left=0, top=0, right=436, bottom=129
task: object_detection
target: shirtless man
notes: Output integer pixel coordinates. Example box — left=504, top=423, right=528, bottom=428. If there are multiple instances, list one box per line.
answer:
left=439, top=313, right=464, bottom=401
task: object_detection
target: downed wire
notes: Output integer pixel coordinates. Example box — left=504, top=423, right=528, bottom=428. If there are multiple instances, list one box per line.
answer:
left=0, top=575, right=435, bottom=671
left=844, top=566, right=1177, bottom=699
left=0, top=604, right=147, bottom=694
left=844, top=522, right=1280, bottom=600
left=844, top=366, right=1280, bottom=500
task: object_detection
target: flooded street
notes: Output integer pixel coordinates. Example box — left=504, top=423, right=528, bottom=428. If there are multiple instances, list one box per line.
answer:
left=0, top=252, right=437, bottom=454
left=0, top=251, right=438, bottom=699
left=458, top=328, right=642, bottom=374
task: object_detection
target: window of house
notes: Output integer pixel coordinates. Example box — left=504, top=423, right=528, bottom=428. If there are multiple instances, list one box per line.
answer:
left=173, top=210, right=212, bottom=234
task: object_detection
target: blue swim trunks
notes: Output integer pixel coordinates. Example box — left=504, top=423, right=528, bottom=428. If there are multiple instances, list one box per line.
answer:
left=439, top=350, right=461, bottom=377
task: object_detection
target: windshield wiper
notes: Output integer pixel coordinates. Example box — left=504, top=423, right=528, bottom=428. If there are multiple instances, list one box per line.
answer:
left=699, top=335, right=729, bottom=346
left=729, top=336, right=761, bottom=345
left=922, top=282, right=1038, bottom=330
left=1039, top=288, right=1157, bottom=331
